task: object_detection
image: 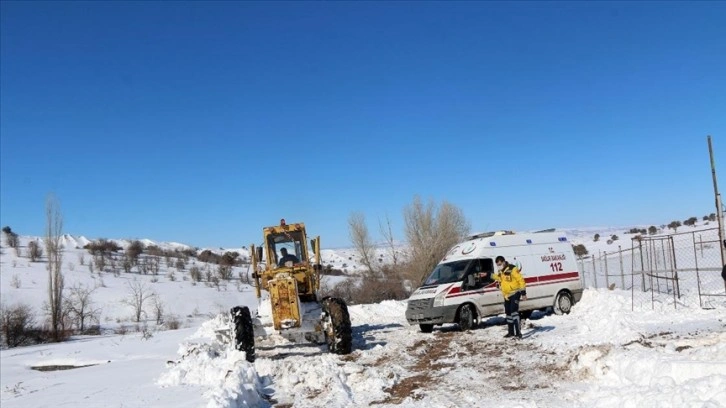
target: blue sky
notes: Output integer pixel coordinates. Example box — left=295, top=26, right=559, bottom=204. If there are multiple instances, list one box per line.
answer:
left=1, top=1, right=725, bottom=249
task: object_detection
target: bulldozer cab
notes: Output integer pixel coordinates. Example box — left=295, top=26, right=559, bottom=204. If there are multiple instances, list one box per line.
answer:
left=267, top=229, right=307, bottom=268
left=252, top=219, right=321, bottom=303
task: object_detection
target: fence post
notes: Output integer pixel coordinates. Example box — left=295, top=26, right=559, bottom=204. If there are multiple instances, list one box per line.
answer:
left=604, top=251, right=610, bottom=288
left=670, top=236, right=680, bottom=303
left=657, top=239, right=664, bottom=293
left=692, top=232, right=703, bottom=307
left=619, top=245, right=624, bottom=290
left=639, top=239, right=646, bottom=292
left=631, top=241, right=635, bottom=310
left=592, top=254, right=598, bottom=288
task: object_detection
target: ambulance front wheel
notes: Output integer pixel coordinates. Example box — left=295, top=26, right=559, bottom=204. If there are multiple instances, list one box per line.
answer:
left=458, top=304, right=476, bottom=331
left=553, top=290, right=573, bottom=315
left=419, top=324, right=434, bottom=333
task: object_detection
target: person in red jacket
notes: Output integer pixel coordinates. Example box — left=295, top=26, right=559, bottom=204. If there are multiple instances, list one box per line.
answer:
left=492, top=255, right=527, bottom=339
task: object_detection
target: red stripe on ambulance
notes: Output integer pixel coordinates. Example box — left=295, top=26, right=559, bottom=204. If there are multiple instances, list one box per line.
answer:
left=444, top=272, right=580, bottom=298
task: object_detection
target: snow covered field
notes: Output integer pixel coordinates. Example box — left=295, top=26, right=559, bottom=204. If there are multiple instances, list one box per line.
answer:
left=2, top=290, right=724, bottom=407
left=1, top=225, right=725, bottom=407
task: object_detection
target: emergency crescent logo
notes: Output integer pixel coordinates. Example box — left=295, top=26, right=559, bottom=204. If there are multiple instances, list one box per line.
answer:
left=461, top=242, right=477, bottom=255
left=443, top=245, right=459, bottom=261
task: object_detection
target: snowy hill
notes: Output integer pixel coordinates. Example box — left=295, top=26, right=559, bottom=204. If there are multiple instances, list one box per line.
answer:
left=1, top=219, right=725, bottom=408
left=561, top=218, right=719, bottom=255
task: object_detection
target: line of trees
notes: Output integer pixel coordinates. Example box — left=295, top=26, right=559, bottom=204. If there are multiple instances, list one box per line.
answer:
left=331, top=195, right=470, bottom=305
left=0, top=193, right=236, bottom=349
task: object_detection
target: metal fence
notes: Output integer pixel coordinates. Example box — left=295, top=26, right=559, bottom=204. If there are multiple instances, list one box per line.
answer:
left=578, top=227, right=726, bottom=309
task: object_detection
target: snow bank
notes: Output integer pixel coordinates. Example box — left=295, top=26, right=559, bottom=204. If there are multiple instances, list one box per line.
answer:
left=157, top=314, right=266, bottom=408
left=571, top=331, right=726, bottom=407
left=528, top=289, right=726, bottom=407
left=533, top=288, right=725, bottom=349
left=348, top=300, right=409, bottom=325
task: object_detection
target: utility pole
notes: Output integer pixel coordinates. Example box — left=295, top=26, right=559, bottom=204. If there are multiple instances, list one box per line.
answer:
left=707, top=135, right=726, bottom=267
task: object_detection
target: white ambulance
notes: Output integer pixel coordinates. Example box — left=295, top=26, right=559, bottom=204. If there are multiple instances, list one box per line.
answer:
left=405, top=230, right=584, bottom=333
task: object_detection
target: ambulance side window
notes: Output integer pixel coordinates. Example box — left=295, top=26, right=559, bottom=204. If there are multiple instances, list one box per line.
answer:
left=464, top=259, right=494, bottom=289
left=480, top=259, right=494, bottom=283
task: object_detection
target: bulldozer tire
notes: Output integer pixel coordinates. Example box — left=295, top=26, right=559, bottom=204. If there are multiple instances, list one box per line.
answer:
left=230, top=306, right=255, bottom=363
left=322, top=297, right=352, bottom=355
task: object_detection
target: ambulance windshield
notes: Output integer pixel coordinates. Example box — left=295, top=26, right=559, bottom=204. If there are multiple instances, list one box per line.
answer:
left=423, top=260, right=470, bottom=285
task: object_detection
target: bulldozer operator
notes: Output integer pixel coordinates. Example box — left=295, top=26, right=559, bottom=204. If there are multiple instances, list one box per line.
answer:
left=278, top=247, right=299, bottom=267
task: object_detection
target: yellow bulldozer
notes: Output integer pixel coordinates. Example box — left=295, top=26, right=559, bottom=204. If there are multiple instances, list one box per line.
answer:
left=229, top=219, right=352, bottom=362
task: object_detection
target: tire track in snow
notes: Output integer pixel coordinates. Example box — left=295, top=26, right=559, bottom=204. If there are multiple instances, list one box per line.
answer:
left=253, top=319, right=574, bottom=407
left=160, top=305, right=576, bottom=407
left=354, top=321, right=574, bottom=407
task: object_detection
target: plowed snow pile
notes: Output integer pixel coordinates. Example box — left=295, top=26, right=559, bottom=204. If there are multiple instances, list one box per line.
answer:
left=158, top=315, right=266, bottom=408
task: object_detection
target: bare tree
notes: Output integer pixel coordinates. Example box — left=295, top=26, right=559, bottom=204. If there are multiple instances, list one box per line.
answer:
left=121, top=280, right=155, bottom=323
left=217, top=264, right=233, bottom=280
left=150, top=255, right=161, bottom=275
left=122, top=255, right=133, bottom=273
left=378, top=213, right=399, bottom=267
left=126, top=240, right=145, bottom=265
left=189, top=265, right=202, bottom=282
left=108, top=257, right=119, bottom=276
left=348, top=212, right=376, bottom=276
left=139, top=255, right=161, bottom=275
left=572, top=244, right=588, bottom=258
left=403, top=195, right=470, bottom=284
left=28, top=240, right=43, bottom=262
left=668, top=220, right=681, bottom=232
left=1, top=302, right=37, bottom=347
left=45, top=193, right=65, bottom=341
left=94, top=254, right=106, bottom=272
left=63, top=283, right=101, bottom=333
left=2, top=226, right=19, bottom=248
left=151, top=294, right=165, bottom=325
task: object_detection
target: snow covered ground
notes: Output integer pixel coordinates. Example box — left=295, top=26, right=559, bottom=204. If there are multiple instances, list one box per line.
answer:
left=2, top=289, right=724, bottom=408
left=1, top=223, right=725, bottom=408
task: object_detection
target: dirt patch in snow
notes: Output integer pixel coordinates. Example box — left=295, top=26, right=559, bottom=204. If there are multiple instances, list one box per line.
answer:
left=376, top=373, right=429, bottom=404
left=372, top=332, right=459, bottom=404
left=376, top=328, right=577, bottom=403
left=31, top=363, right=101, bottom=371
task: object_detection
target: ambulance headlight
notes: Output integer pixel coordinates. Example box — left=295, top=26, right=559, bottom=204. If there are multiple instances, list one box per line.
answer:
left=433, top=291, right=446, bottom=308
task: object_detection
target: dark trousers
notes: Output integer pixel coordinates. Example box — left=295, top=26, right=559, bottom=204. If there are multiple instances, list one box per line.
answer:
left=504, top=292, right=522, bottom=336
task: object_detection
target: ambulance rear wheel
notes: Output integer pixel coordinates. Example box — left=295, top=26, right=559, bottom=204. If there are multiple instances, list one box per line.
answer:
left=553, top=291, right=573, bottom=315
left=419, top=324, right=434, bottom=333
left=458, top=304, right=475, bottom=331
